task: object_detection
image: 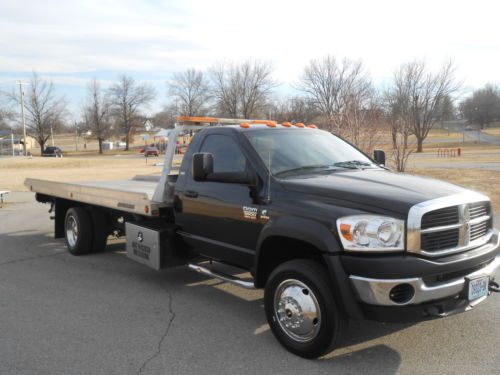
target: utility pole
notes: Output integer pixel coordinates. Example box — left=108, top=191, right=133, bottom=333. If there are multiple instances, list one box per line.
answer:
left=50, top=124, right=55, bottom=146
left=16, top=81, right=29, bottom=156
left=74, top=121, right=78, bottom=152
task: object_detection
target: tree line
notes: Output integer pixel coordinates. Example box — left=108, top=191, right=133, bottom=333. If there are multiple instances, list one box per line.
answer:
left=1, top=56, right=499, bottom=170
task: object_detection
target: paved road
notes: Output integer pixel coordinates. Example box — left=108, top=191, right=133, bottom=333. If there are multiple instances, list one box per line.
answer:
left=463, top=130, right=500, bottom=145
left=1, top=192, right=499, bottom=375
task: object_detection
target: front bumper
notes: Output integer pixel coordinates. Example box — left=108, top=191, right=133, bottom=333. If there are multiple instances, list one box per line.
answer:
left=350, top=255, right=500, bottom=306
left=325, top=230, right=500, bottom=322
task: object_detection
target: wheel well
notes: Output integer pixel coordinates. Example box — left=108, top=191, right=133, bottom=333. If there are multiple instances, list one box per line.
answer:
left=255, top=236, right=326, bottom=288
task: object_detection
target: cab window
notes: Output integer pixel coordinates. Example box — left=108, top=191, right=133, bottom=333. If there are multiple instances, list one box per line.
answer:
left=200, top=134, right=247, bottom=173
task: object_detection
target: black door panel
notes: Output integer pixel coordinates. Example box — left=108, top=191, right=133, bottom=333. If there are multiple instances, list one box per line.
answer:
left=177, top=133, right=264, bottom=269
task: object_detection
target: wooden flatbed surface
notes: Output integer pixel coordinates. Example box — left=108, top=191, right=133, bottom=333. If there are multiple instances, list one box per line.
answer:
left=25, top=177, right=167, bottom=216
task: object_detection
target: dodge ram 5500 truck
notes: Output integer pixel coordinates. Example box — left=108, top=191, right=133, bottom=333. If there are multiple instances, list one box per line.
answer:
left=26, top=116, right=500, bottom=358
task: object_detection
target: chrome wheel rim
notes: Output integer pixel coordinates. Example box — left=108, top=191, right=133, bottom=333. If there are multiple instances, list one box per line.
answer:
left=273, top=279, right=321, bottom=343
left=66, top=215, right=78, bottom=248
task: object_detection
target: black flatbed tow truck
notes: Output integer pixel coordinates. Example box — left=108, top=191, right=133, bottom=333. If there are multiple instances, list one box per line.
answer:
left=26, top=116, right=500, bottom=358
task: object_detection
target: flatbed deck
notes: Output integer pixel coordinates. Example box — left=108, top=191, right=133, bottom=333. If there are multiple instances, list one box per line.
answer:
left=25, top=176, right=167, bottom=216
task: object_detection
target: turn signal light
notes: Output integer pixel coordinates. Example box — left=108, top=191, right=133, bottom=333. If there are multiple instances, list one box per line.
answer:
left=339, top=224, right=352, bottom=241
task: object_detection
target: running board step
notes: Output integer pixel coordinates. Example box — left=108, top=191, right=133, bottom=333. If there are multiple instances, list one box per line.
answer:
left=188, top=263, right=256, bottom=289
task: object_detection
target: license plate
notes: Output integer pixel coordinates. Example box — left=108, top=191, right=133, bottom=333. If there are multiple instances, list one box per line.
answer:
left=468, top=276, right=489, bottom=301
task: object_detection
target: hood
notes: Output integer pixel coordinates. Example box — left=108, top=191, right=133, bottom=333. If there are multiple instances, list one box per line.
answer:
left=280, top=170, right=469, bottom=214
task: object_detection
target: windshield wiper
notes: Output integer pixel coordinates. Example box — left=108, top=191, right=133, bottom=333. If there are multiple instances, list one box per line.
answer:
left=275, top=164, right=335, bottom=177
left=332, top=160, right=375, bottom=170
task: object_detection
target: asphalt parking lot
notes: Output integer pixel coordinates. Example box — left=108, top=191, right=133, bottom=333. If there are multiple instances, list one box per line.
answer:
left=1, top=192, right=499, bottom=375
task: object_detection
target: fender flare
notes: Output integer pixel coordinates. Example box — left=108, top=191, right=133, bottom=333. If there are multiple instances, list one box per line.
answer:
left=255, top=215, right=341, bottom=272
left=254, top=215, right=363, bottom=319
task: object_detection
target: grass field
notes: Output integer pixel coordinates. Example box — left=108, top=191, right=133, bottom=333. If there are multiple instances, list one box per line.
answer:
left=408, top=168, right=500, bottom=212
left=0, top=156, right=163, bottom=192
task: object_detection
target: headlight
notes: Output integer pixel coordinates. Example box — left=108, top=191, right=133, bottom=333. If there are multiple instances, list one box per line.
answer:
left=336, top=215, right=404, bottom=252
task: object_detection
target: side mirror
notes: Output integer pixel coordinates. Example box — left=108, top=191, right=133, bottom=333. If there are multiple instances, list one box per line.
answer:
left=192, top=153, right=214, bottom=181
left=373, top=149, right=386, bottom=166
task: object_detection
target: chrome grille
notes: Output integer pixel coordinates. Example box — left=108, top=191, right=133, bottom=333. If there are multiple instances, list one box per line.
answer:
left=469, top=202, right=490, bottom=219
left=407, top=193, right=493, bottom=257
left=421, top=206, right=459, bottom=230
left=470, top=220, right=490, bottom=241
left=421, top=228, right=459, bottom=251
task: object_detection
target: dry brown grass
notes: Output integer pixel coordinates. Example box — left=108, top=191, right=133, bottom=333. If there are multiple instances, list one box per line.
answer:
left=0, top=157, right=163, bottom=192
left=409, top=168, right=500, bottom=212
left=483, top=128, right=500, bottom=136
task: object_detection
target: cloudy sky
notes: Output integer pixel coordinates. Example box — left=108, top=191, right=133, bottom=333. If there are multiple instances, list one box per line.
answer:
left=1, top=0, right=499, bottom=116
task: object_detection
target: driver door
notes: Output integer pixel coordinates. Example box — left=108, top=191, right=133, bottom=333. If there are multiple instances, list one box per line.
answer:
left=177, top=133, right=262, bottom=269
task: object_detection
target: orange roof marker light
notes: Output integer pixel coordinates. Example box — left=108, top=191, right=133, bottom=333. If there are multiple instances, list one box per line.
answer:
left=295, top=122, right=305, bottom=128
left=281, top=122, right=292, bottom=127
left=266, top=121, right=276, bottom=128
left=307, top=124, right=318, bottom=129
left=240, top=122, right=250, bottom=128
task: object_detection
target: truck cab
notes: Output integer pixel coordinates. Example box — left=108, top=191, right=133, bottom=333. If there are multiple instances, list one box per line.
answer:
left=27, top=117, right=500, bottom=359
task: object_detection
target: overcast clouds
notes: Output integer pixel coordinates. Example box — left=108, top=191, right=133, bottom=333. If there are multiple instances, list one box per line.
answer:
left=1, top=0, right=499, bottom=112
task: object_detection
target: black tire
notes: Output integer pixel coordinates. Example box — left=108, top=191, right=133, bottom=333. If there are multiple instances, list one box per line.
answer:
left=264, top=259, right=347, bottom=359
left=89, top=207, right=110, bottom=253
left=64, top=207, right=93, bottom=255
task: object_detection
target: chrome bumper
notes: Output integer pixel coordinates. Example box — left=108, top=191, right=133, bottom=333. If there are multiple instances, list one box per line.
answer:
left=350, top=256, right=500, bottom=306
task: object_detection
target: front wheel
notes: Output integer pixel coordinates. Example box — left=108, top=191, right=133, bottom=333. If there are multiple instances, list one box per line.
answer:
left=264, top=259, right=347, bottom=358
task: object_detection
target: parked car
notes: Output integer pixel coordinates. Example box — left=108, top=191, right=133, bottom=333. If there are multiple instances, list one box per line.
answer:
left=144, top=146, right=159, bottom=157
left=42, top=146, right=63, bottom=157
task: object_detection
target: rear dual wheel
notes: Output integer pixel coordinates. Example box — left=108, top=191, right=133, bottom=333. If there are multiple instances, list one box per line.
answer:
left=264, top=259, right=347, bottom=359
left=64, top=207, right=109, bottom=255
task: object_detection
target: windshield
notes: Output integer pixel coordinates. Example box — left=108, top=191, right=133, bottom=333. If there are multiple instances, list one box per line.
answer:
left=245, top=129, right=379, bottom=177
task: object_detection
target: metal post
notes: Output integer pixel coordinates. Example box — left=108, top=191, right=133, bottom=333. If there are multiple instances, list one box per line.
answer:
left=74, top=122, right=78, bottom=152
left=50, top=125, right=55, bottom=147
left=11, top=132, right=14, bottom=157
left=17, top=81, right=28, bottom=156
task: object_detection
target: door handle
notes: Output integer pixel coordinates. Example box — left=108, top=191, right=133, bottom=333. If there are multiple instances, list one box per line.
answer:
left=185, top=190, right=199, bottom=198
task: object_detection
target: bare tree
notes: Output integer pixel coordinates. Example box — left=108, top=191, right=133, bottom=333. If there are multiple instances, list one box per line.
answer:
left=83, top=79, right=111, bottom=154
left=151, top=109, right=174, bottom=129
left=343, top=92, right=384, bottom=155
left=211, top=60, right=277, bottom=118
left=270, top=96, right=318, bottom=124
left=460, top=84, right=500, bottom=129
left=392, top=60, right=460, bottom=152
left=0, top=106, right=13, bottom=131
left=8, top=73, right=66, bottom=154
left=168, top=69, right=210, bottom=116
left=108, top=75, right=156, bottom=151
left=385, top=86, right=416, bottom=172
left=297, top=55, right=371, bottom=134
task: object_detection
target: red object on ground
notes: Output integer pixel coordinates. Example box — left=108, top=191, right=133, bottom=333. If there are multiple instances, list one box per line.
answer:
left=457, top=148, right=461, bottom=157
left=144, top=147, right=159, bottom=157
